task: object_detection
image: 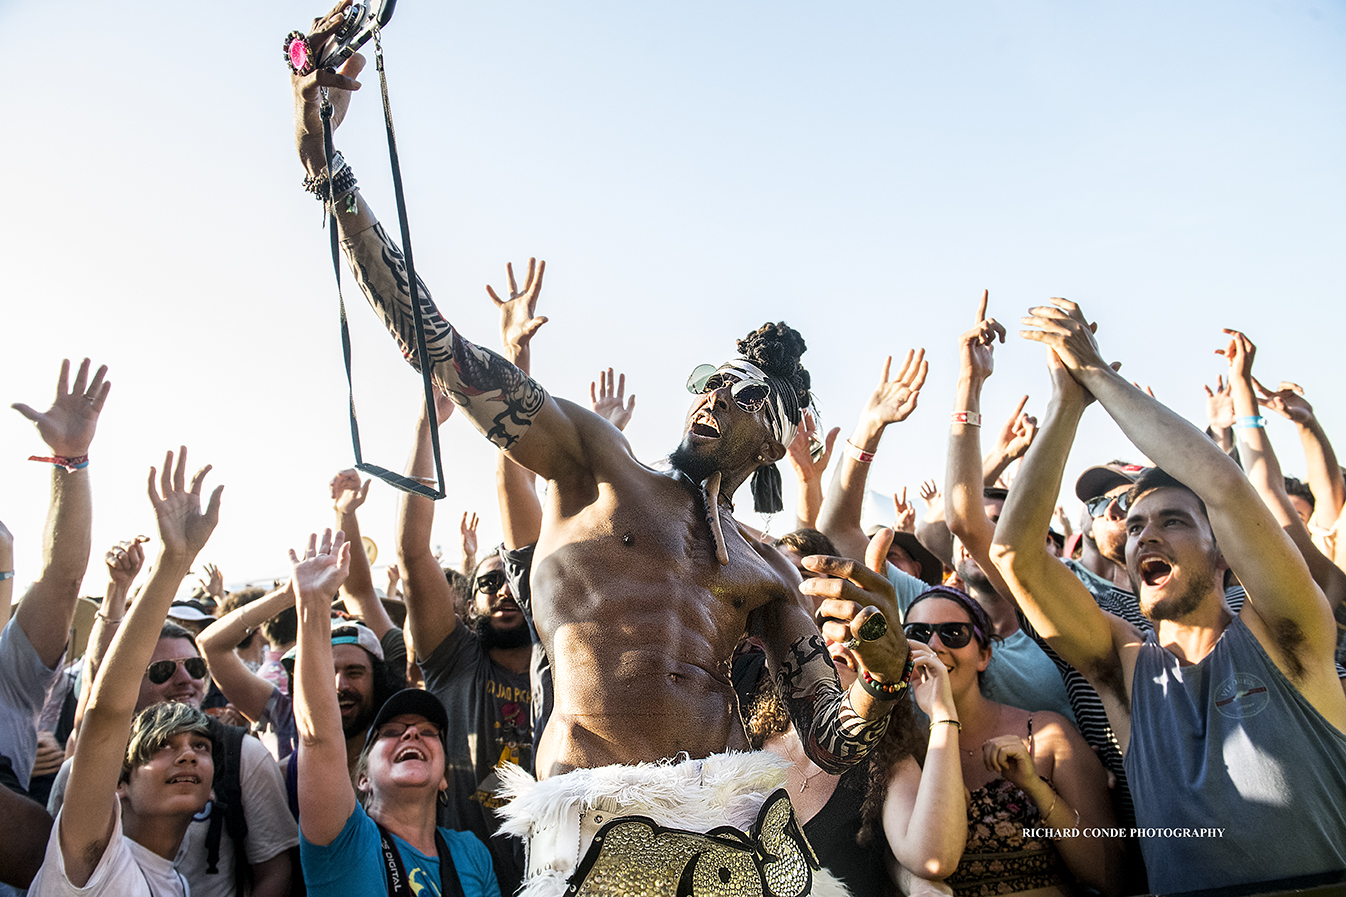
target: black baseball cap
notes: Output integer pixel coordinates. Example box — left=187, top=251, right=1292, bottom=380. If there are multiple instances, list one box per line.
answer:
left=362, top=688, right=449, bottom=752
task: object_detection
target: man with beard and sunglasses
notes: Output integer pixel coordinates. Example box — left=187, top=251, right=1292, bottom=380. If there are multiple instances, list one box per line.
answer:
left=290, top=39, right=910, bottom=895
left=50, top=620, right=299, bottom=896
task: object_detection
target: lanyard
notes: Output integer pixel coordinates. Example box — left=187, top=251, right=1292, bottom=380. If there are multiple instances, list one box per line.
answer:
left=375, top=822, right=467, bottom=897
left=321, top=25, right=447, bottom=500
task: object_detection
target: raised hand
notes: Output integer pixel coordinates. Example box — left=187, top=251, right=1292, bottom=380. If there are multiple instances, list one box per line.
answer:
left=331, top=468, right=371, bottom=514
left=385, top=563, right=401, bottom=599
left=1215, top=328, right=1257, bottom=380
left=992, top=396, right=1038, bottom=462
left=147, top=447, right=223, bottom=559
left=12, top=358, right=111, bottom=459
left=892, top=488, right=916, bottom=534
left=460, top=512, right=479, bottom=561
left=1020, top=298, right=1110, bottom=382
left=199, top=562, right=224, bottom=599
left=786, top=410, right=839, bottom=483
left=860, top=350, right=929, bottom=429
left=590, top=368, right=636, bottom=431
left=919, top=479, right=939, bottom=506
left=1255, top=379, right=1315, bottom=425
left=292, top=2, right=365, bottom=156
left=1204, top=375, right=1235, bottom=432
left=105, top=537, right=148, bottom=591
left=959, top=290, right=1007, bottom=383
left=488, top=258, right=548, bottom=361
left=289, top=529, right=351, bottom=606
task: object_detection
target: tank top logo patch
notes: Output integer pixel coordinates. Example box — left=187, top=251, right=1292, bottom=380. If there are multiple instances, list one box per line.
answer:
left=1214, top=672, right=1270, bottom=719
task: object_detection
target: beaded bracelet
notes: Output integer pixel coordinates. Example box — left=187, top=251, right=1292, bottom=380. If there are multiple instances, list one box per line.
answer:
left=843, top=440, right=876, bottom=464
left=29, top=454, right=89, bottom=472
left=1235, top=415, right=1267, bottom=429
left=859, top=655, right=916, bottom=701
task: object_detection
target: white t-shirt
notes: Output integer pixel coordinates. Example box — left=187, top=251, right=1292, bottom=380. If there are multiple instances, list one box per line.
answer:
left=29, top=800, right=188, bottom=897
left=49, top=733, right=297, bottom=897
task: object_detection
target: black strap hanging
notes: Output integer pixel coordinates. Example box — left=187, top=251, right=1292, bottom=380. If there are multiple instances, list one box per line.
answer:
left=376, top=822, right=466, bottom=897
left=321, top=24, right=446, bottom=500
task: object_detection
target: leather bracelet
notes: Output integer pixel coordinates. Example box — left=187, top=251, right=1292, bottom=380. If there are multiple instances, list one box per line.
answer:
left=843, top=440, right=876, bottom=463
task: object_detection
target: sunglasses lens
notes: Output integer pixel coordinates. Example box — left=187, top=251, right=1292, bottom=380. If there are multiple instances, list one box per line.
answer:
left=184, top=658, right=208, bottom=680
left=734, top=384, right=769, bottom=412
left=476, top=572, right=505, bottom=594
left=1086, top=496, right=1109, bottom=517
left=147, top=661, right=174, bottom=684
left=902, top=623, right=934, bottom=644
left=686, top=364, right=717, bottom=394
left=1115, top=492, right=1133, bottom=514
left=938, top=624, right=973, bottom=649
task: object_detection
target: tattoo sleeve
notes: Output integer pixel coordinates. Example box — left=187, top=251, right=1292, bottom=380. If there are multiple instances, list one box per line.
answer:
left=340, top=223, right=549, bottom=450
left=774, top=633, right=890, bottom=774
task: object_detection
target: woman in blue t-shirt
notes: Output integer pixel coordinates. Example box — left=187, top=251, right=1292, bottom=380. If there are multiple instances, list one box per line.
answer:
left=290, top=529, right=498, bottom=897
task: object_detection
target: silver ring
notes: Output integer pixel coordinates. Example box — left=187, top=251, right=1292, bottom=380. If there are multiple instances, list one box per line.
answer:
left=842, top=637, right=861, bottom=650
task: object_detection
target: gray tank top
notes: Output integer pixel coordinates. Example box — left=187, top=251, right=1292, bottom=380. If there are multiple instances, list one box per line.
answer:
left=1125, top=616, right=1346, bottom=891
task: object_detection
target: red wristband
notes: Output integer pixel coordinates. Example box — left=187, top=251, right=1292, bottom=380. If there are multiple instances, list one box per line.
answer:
left=29, top=454, right=89, bottom=472
left=843, top=440, right=876, bottom=463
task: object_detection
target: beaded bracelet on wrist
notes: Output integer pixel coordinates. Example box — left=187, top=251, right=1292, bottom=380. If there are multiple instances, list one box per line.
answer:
left=858, top=655, right=916, bottom=701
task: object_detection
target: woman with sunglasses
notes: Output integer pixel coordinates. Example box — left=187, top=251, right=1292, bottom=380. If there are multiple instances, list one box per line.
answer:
left=888, top=586, right=1119, bottom=896
left=290, top=529, right=499, bottom=897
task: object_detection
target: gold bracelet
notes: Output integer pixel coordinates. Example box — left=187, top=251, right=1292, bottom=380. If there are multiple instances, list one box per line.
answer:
left=929, top=719, right=962, bottom=731
left=1041, top=790, right=1058, bottom=821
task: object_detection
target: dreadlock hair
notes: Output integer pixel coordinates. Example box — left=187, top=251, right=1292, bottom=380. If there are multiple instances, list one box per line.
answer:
left=743, top=663, right=920, bottom=849
left=736, top=322, right=812, bottom=514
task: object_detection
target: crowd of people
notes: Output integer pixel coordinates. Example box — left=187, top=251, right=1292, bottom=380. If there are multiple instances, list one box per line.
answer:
left=3, top=13, right=1346, bottom=897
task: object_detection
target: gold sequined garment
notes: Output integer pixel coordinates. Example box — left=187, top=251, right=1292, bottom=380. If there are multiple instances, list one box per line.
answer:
left=567, top=789, right=819, bottom=897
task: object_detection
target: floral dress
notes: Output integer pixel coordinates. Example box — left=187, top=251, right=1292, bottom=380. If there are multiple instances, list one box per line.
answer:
left=943, top=777, right=1069, bottom=896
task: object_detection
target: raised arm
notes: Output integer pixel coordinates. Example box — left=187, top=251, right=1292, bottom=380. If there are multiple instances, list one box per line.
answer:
left=1020, top=301, right=1337, bottom=694
left=785, top=411, right=839, bottom=531
left=198, top=584, right=297, bottom=723
left=817, top=352, right=928, bottom=562
left=11, top=358, right=110, bottom=669
left=982, top=395, right=1037, bottom=488
left=74, top=537, right=147, bottom=732
left=291, top=47, right=589, bottom=482
left=292, top=530, right=356, bottom=847
left=1255, top=379, right=1346, bottom=533
left=332, top=469, right=394, bottom=638
left=944, top=293, right=1014, bottom=592
left=1219, top=332, right=1346, bottom=612
left=0, top=521, right=12, bottom=631
left=397, top=392, right=461, bottom=656
left=61, top=449, right=220, bottom=887
left=492, top=261, right=547, bottom=548
left=989, top=353, right=1130, bottom=681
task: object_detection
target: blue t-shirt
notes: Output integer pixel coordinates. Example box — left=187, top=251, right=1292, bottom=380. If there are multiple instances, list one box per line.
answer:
left=300, top=803, right=500, bottom=897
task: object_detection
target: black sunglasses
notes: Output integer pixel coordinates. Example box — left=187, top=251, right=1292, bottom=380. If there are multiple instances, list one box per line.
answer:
left=475, top=570, right=507, bottom=595
left=146, top=656, right=209, bottom=685
left=1086, top=492, right=1133, bottom=519
left=685, top=366, right=771, bottom=413
left=902, top=622, right=975, bottom=649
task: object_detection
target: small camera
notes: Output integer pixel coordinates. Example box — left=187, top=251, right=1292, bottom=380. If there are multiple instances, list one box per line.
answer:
left=285, top=0, right=397, bottom=76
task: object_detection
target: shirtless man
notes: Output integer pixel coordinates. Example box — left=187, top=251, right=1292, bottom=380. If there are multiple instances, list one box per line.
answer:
left=287, top=16, right=910, bottom=891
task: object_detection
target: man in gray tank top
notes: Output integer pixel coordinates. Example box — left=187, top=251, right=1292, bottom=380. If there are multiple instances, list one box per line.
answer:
left=989, top=300, right=1346, bottom=892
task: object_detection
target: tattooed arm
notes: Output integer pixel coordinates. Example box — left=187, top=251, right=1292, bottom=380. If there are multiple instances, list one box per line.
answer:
left=292, top=49, right=594, bottom=482
left=750, top=552, right=909, bottom=774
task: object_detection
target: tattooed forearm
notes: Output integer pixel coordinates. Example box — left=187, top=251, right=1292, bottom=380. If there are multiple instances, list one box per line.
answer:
left=340, top=224, right=548, bottom=450
left=775, top=634, right=890, bottom=774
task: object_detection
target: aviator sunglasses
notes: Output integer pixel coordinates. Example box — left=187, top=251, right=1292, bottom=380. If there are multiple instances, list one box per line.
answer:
left=686, top=365, right=771, bottom=414
left=1086, top=491, right=1134, bottom=519
left=146, top=656, right=209, bottom=685
left=902, top=622, right=975, bottom=649
left=475, top=570, right=507, bottom=595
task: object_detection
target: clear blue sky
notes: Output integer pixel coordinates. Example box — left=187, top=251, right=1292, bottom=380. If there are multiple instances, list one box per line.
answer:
left=1, top=1, right=1343, bottom=592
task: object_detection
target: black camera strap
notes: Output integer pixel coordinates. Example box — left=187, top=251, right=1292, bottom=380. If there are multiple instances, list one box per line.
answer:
left=320, top=24, right=446, bottom=500
left=375, top=822, right=466, bottom=897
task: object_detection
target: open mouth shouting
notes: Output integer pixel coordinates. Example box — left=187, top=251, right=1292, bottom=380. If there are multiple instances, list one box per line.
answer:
left=393, top=744, right=428, bottom=764
left=689, top=407, right=721, bottom=439
left=1137, top=554, right=1174, bottom=589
